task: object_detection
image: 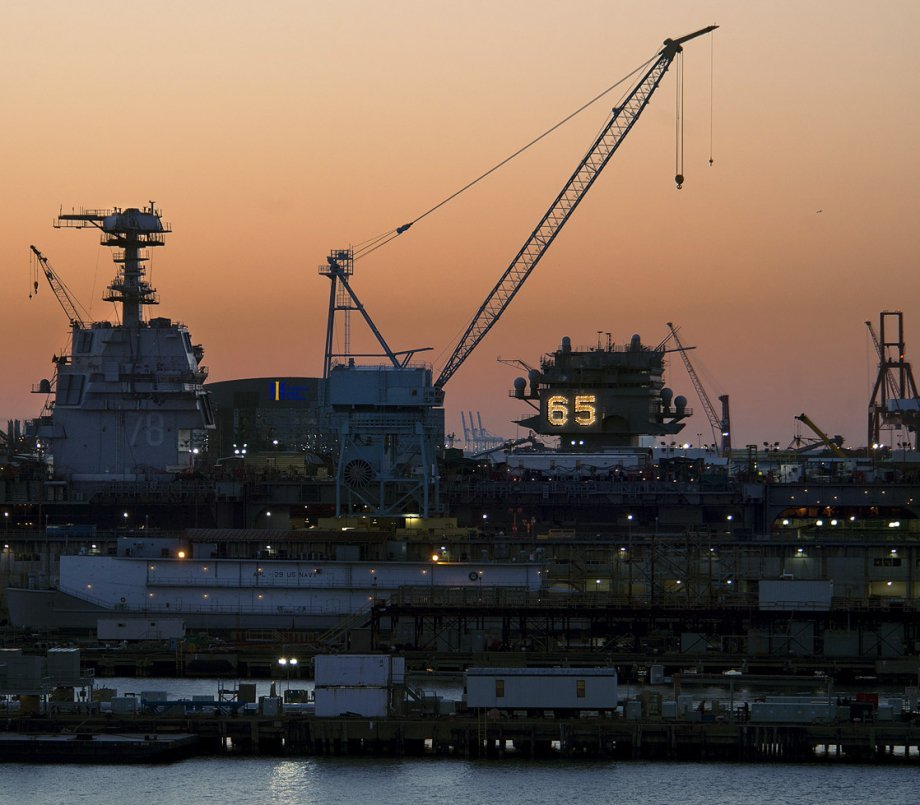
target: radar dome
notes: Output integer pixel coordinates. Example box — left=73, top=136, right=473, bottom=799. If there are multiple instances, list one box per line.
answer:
left=513, top=377, right=527, bottom=398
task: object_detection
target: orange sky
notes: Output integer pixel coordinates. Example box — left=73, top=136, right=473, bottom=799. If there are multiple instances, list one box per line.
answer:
left=2, top=1, right=919, bottom=448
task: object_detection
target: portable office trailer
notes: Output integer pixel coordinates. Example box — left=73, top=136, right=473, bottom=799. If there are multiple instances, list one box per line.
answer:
left=465, top=667, right=618, bottom=712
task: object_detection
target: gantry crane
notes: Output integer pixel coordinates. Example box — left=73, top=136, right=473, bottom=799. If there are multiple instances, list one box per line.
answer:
left=434, top=26, right=717, bottom=391
left=866, top=320, right=900, bottom=402
left=665, top=322, right=731, bottom=454
left=29, top=245, right=88, bottom=328
left=867, top=312, right=920, bottom=449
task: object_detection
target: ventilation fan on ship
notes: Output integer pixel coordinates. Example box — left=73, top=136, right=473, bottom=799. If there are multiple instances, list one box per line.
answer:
left=343, top=459, right=374, bottom=489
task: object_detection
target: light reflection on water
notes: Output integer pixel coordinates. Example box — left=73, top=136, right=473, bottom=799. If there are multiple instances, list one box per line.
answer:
left=7, top=758, right=919, bottom=805
left=8, top=678, right=917, bottom=805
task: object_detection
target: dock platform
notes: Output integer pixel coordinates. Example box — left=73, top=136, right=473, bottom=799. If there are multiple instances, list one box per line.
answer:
left=2, top=711, right=918, bottom=764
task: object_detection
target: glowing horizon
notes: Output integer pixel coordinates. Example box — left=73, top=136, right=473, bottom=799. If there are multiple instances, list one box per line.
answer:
left=3, top=2, right=919, bottom=449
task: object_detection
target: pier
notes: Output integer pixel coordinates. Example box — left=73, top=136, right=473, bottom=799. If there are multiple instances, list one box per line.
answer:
left=3, top=709, right=919, bottom=764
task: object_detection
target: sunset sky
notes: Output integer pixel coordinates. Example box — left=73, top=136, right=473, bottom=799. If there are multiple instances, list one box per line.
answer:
left=2, top=1, right=919, bottom=449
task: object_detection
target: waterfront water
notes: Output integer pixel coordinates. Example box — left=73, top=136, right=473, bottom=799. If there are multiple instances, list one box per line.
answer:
left=4, top=758, right=918, bottom=805
left=3, top=678, right=917, bottom=804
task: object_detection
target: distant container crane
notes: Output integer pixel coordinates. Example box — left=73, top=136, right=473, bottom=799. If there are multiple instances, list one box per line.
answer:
left=867, top=312, right=920, bottom=449
left=460, top=411, right=506, bottom=455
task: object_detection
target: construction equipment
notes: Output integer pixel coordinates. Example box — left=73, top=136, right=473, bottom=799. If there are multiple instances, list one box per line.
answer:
left=29, top=246, right=89, bottom=328
left=665, top=322, right=731, bottom=454
left=435, top=26, right=717, bottom=391
left=793, top=413, right=846, bottom=458
left=318, top=26, right=717, bottom=518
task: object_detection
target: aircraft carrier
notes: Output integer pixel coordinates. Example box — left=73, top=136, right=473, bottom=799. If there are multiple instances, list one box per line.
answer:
left=3, top=26, right=920, bottom=675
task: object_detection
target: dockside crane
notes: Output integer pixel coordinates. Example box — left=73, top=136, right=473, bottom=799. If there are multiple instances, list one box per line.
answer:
left=665, top=322, right=731, bottom=454
left=866, top=320, right=900, bottom=402
left=319, top=26, right=716, bottom=518
left=434, top=26, right=717, bottom=391
left=867, top=312, right=920, bottom=448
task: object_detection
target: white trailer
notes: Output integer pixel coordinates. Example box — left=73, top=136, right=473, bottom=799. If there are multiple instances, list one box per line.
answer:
left=314, top=655, right=405, bottom=688
left=465, top=667, right=618, bottom=713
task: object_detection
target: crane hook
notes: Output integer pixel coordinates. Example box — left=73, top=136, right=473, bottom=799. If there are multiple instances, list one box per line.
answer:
left=675, top=174, right=684, bottom=190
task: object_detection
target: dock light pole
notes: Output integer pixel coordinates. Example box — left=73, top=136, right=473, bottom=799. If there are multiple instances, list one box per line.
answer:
left=278, top=657, right=298, bottom=692
left=626, top=514, right=634, bottom=605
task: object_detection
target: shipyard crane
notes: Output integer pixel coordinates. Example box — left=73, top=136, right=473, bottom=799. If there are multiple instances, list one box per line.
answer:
left=794, top=413, right=846, bottom=458
left=866, top=320, right=900, bottom=402
left=29, top=245, right=88, bottom=328
left=665, top=322, right=731, bottom=454
left=434, top=26, right=717, bottom=391
left=866, top=313, right=920, bottom=448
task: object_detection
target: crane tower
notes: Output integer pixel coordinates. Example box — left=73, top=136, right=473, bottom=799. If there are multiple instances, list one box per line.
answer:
left=321, top=26, right=716, bottom=516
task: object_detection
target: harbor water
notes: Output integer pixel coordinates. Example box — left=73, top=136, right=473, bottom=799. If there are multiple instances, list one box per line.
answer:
left=3, top=678, right=918, bottom=804
left=4, top=757, right=918, bottom=805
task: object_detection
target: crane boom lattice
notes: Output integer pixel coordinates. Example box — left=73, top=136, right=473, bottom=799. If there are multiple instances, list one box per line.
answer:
left=435, top=26, right=717, bottom=391
left=29, top=246, right=88, bottom=328
left=666, top=322, right=724, bottom=452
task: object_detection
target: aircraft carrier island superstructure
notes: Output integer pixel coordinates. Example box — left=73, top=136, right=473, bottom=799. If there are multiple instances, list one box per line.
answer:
left=32, top=205, right=214, bottom=484
left=512, top=334, right=690, bottom=450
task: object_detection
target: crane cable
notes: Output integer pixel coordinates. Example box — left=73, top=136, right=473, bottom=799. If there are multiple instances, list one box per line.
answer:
left=709, top=26, right=715, bottom=166
left=352, top=53, right=660, bottom=262
left=674, top=50, right=684, bottom=189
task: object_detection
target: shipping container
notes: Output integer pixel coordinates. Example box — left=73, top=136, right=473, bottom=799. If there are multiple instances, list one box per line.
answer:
left=111, top=697, right=139, bottom=715
left=750, top=701, right=835, bottom=723
left=314, top=686, right=389, bottom=718
left=47, top=648, right=81, bottom=685
left=0, top=654, right=47, bottom=692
